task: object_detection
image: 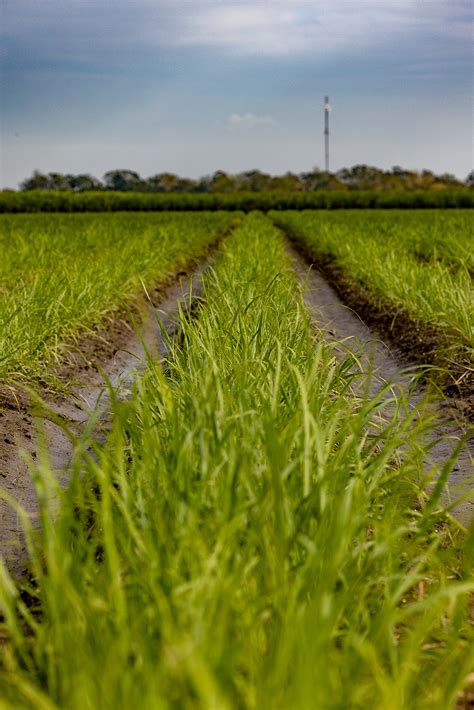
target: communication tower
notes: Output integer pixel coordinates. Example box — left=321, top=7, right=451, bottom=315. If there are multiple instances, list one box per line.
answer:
left=324, top=96, right=331, bottom=172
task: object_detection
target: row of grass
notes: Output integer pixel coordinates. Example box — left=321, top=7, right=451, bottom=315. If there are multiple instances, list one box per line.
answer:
left=272, top=210, right=474, bottom=383
left=1, top=188, right=473, bottom=213
left=0, top=212, right=236, bottom=386
left=1, top=213, right=472, bottom=708
left=322, top=209, right=473, bottom=273
left=381, top=210, right=474, bottom=274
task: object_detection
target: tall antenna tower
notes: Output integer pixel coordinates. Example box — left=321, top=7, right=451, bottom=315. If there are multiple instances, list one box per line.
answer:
left=324, top=96, right=331, bottom=172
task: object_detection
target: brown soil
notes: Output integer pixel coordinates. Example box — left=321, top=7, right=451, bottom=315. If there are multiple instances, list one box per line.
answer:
left=457, top=672, right=474, bottom=709
left=278, top=223, right=473, bottom=417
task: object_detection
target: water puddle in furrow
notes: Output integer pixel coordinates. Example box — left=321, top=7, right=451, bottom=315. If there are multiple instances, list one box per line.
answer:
left=0, top=263, right=209, bottom=576
left=287, top=244, right=473, bottom=527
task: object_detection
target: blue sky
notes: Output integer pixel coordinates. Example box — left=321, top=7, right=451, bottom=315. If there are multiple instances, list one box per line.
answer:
left=1, top=0, right=472, bottom=188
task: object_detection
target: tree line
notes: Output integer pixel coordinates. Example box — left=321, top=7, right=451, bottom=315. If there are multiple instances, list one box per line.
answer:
left=18, top=166, right=473, bottom=193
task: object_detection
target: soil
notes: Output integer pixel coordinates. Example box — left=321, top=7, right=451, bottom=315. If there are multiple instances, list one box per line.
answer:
left=457, top=674, right=474, bottom=709
left=0, top=256, right=212, bottom=576
left=287, top=243, right=473, bottom=527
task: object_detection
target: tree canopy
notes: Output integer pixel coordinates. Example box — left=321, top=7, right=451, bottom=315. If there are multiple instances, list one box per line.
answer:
left=18, top=166, right=472, bottom=193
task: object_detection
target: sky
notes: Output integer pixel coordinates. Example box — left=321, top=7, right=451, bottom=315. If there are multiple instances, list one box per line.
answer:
left=1, top=0, right=473, bottom=188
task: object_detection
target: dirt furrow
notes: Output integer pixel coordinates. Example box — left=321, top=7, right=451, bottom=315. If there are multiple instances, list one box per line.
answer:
left=287, top=243, right=473, bottom=526
left=0, top=263, right=209, bottom=575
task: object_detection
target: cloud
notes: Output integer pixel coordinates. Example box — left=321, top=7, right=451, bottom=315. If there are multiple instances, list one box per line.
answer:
left=163, top=1, right=472, bottom=59
left=227, top=113, right=276, bottom=129
left=3, top=0, right=472, bottom=64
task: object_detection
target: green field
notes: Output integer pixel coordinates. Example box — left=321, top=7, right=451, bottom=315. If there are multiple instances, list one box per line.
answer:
left=0, top=188, right=473, bottom=213
left=0, top=211, right=473, bottom=708
left=0, top=212, right=236, bottom=385
left=273, top=209, right=473, bottom=392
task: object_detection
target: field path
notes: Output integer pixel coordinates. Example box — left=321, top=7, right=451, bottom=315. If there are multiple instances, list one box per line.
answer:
left=287, top=243, right=473, bottom=526
left=0, top=261, right=209, bottom=575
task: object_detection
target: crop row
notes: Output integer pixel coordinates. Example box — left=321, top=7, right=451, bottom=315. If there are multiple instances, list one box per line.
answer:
left=1, top=209, right=472, bottom=395
left=1, top=188, right=473, bottom=213
left=314, top=209, right=473, bottom=273
left=273, top=210, right=473, bottom=390
left=0, top=212, right=236, bottom=385
left=1, top=213, right=471, bottom=708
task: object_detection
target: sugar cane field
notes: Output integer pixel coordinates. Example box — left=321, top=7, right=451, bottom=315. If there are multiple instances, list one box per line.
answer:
left=0, top=209, right=473, bottom=709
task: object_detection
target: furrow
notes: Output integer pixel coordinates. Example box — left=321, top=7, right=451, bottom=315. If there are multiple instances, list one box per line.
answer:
left=287, top=242, right=474, bottom=526
left=0, top=260, right=211, bottom=576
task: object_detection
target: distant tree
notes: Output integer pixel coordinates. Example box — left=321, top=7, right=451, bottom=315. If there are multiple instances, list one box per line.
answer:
left=45, top=173, right=70, bottom=190
left=390, top=166, right=413, bottom=182
left=385, top=166, right=415, bottom=189
left=300, top=168, right=345, bottom=191
left=207, top=171, right=240, bottom=193
left=269, top=172, right=304, bottom=191
left=239, top=170, right=273, bottom=192
left=18, top=165, right=468, bottom=194
left=337, top=165, right=385, bottom=190
left=66, top=174, right=102, bottom=191
left=416, top=170, right=436, bottom=188
left=195, top=175, right=212, bottom=193
left=437, top=173, right=460, bottom=186
left=175, top=178, right=197, bottom=193
left=391, top=165, right=407, bottom=177
left=103, top=170, right=144, bottom=191
left=21, top=171, right=77, bottom=190
left=21, top=170, right=51, bottom=190
left=147, top=173, right=180, bottom=192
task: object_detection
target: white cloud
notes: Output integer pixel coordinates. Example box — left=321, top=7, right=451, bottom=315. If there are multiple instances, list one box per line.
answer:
left=164, top=1, right=472, bottom=58
left=227, top=113, right=276, bottom=129
left=3, top=1, right=471, bottom=62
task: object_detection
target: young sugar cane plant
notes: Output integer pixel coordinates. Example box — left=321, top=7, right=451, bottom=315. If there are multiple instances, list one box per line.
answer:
left=0, top=211, right=236, bottom=386
left=0, top=213, right=472, bottom=709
